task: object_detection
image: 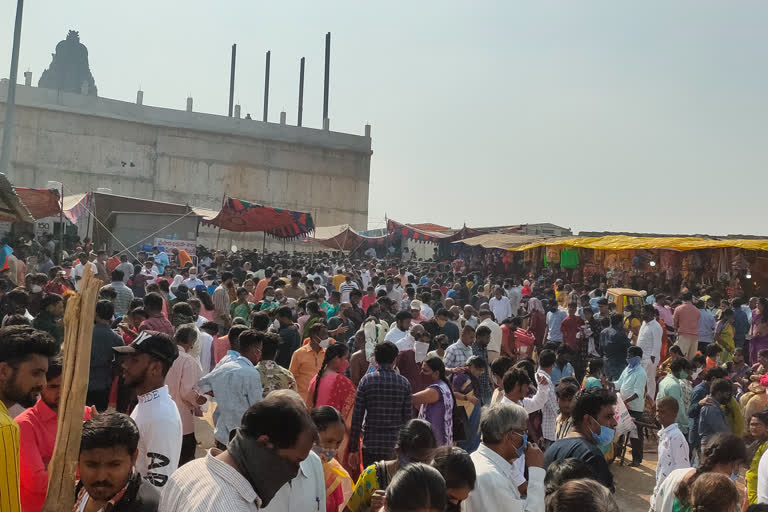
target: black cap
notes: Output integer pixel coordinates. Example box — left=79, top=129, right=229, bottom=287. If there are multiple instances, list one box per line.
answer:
left=114, top=331, right=179, bottom=364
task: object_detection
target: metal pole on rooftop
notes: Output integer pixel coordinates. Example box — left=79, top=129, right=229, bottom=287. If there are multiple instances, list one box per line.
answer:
left=263, top=51, right=270, bottom=122
left=0, top=0, right=25, bottom=178
left=297, top=57, right=305, bottom=127
left=322, top=32, right=330, bottom=123
left=228, top=44, right=237, bottom=117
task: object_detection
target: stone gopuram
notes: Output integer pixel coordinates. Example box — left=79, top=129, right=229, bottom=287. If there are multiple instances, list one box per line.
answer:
left=38, top=30, right=98, bottom=96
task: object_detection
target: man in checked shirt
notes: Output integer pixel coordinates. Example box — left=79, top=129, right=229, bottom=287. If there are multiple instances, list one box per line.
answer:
left=348, top=341, right=413, bottom=468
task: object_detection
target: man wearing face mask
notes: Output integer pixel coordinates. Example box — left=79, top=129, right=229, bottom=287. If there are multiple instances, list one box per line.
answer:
left=160, top=391, right=317, bottom=511
left=544, top=387, right=618, bottom=492
left=609, top=345, right=648, bottom=466
left=656, top=357, right=693, bottom=436
left=698, top=378, right=734, bottom=451
left=465, top=402, right=545, bottom=512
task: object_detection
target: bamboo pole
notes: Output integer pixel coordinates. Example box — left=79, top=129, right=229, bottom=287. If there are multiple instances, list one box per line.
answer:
left=42, top=265, right=102, bottom=512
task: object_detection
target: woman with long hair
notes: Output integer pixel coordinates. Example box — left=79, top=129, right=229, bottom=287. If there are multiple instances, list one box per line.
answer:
left=345, top=419, right=437, bottom=512
left=431, top=446, right=476, bottom=512
left=307, top=343, right=358, bottom=478
left=749, top=298, right=768, bottom=364
left=195, top=288, right=216, bottom=322
left=311, top=406, right=354, bottom=512
left=747, top=411, right=768, bottom=504
left=653, top=433, right=747, bottom=512
left=413, top=356, right=456, bottom=446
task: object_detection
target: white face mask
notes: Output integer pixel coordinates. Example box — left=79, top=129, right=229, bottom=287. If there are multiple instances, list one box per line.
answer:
left=414, top=341, right=430, bottom=363
left=265, top=296, right=275, bottom=302
left=319, top=338, right=331, bottom=348
left=31, top=285, right=42, bottom=293
left=692, top=368, right=702, bottom=379
left=189, top=273, right=197, bottom=278
left=204, top=280, right=213, bottom=287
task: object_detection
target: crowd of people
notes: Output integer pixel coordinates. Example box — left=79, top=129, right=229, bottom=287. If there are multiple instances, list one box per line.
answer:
left=2, top=243, right=768, bottom=512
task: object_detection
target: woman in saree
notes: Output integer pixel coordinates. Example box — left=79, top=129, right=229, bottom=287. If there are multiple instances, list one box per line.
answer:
left=750, top=298, right=768, bottom=364
left=307, top=342, right=359, bottom=479
left=302, top=300, right=323, bottom=339
left=311, top=406, right=354, bottom=512
left=527, top=297, right=547, bottom=349
left=412, top=356, right=455, bottom=446
left=715, top=308, right=736, bottom=363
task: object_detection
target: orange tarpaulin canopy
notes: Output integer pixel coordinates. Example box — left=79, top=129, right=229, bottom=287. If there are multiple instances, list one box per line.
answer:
left=15, top=188, right=61, bottom=220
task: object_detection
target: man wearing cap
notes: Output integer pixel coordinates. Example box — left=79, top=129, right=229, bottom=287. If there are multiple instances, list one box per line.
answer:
left=114, top=331, right=182, bottom=490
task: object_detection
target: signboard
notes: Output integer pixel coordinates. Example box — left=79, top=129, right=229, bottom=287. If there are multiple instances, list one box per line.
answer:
left=153, top=238, right=196, bottom=256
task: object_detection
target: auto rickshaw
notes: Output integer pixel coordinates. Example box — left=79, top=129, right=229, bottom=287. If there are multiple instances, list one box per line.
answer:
left=605, top=288, right=644, bottom=314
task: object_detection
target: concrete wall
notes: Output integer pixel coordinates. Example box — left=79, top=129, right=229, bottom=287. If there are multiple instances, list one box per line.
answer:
left=0, top=83, right=372, bottom=251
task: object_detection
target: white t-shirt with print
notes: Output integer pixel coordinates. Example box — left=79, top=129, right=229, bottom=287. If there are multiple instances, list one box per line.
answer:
left=131, top=385, right=182, bottom=489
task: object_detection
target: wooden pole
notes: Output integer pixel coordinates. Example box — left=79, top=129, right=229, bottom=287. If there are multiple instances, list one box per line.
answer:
left=42, top=265, right=102, bottom=512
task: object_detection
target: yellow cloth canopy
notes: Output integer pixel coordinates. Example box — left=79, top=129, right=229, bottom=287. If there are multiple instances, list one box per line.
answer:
left=509, top=234, right=768, bottom=252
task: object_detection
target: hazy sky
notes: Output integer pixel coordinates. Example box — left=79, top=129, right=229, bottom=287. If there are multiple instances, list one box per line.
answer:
left=1, top=1, right=766, bottom=235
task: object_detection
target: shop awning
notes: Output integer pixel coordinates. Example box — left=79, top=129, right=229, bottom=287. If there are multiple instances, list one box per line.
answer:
left=454, top=232, right=562, bottom=250
left=15, top=188, right=61, bottom=220
left=62, top=193, right=90, bottom=224
left=387, top=219, right=484, bottom=243
left=0, top=174, right=34, bottom=223
left=508, top=234, right=768, bottom=252
left=201, top=196, right=315, bottom=239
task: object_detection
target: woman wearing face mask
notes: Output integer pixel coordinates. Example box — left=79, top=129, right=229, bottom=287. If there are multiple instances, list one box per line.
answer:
left=345, top=419, right=437, bottom=512
left=311, top=406, right=354, bottom=512
left=413, top=356, right=456, bottom=446
left=431, top=446, right=476, bottom=512
left=307, top=343, right=357, bottom=478
left=652, top=433, right=747, bottom=512
left=543, top=387, right=618, bottom=492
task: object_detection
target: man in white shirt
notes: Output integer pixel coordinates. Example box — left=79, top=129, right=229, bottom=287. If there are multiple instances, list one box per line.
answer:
left=651, top=396, right=691, bottom=511
left=72, top=253, right=98, bottom=291
left=385, top=311, right=412, bottom=345
left=489, top=287, right=513, bottom=324
left=115, top=254, right=135, bottom=284
left=114, top=332, right=182, bottom=489
left=141, top=258, right=160, bottom=285
left=159, top=390, right=317, bottom=511
left=184, top=267, right=205, bottom=289
left=466, top=402, right=545, bottom=512
left=636, top=304, right=663, bottom=399
left=508, top=281, right=523, bottom=318
left=478, top=309, right=503, bottom=363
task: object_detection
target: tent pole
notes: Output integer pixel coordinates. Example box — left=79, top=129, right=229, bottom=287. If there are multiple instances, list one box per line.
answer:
left=58, top=183, right=64, bottom=264
left=310, top=209, right=317, bottom=266
left=216, top=227, right=222, bottom=250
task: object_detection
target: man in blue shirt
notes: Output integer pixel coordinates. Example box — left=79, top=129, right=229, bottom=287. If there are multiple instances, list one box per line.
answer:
left=732, top=298, right=751, bottom=351
left=698, top=378, right=733, bottom=450
left=688, top=366, right=728, bottom=463
left=545, top=303, right=567, bottom=344
left=152, top=247, right=169, bottom=275
left=613, top=345, right=647, bottom=465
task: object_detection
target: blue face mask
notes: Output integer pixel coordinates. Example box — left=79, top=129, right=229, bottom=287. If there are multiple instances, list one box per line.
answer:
left=511, top=431, right=528, bottom=458
left=590, top=416, right=615, bottom=444
left=627, top=356, right=641, bottom=369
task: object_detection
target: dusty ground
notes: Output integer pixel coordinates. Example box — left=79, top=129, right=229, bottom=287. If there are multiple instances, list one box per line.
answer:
left=613, top=444, right=657, bottom=512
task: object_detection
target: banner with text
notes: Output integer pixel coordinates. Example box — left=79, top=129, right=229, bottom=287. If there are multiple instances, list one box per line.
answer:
left=153, top=238, right=197, bottom=256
